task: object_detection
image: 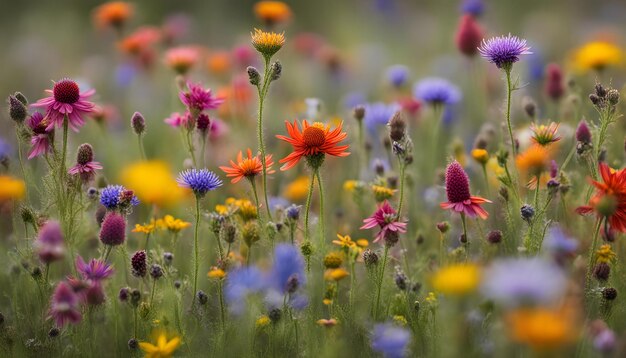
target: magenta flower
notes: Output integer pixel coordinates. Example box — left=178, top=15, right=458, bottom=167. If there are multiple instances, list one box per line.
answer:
left=76, top=256, right=114, bottom=281
left=35, top=220, right=65, bottom=264
left=27, top=112, right=53, bottom=159
left=179, top=82, right=224, bottom=114
left=31, top=78, right=96, bottom=132
left=48, top=282, right=82, bottom=327
left=68, top=143, right=102, bottom=182
left=164, top=111, right=192, bottom=128
left=361, top=200, right=407, bottom=243
left=440, top=161, right=491, bottom=219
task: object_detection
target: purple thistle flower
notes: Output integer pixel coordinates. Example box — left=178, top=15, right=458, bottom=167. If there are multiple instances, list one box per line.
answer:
left=481, top=258, right=567, bottom=307
left=100, top=185, right=139, bottom=210
left=99, top=213, right=126, bottom=246
left=76, top=256, right=114, bottom=281
left=176, top=168, right=222, bottom=198
left=48, top=282, right=82, bottom=327
left=385, top=65, right=410, bottom=88
left=576, top=120, right=592, bottom=144
left=371, top=323, right=411, bottom=358
left=35, top=220, right=65, bottom=264
left=361, top=200, right=407, bottom=244
left=478, top=34, right=532, bottom=70
left=31, top=78, right=96, bottom=132
left=179, top=82, right=224, bottom=114
left=413, top=78, right=461, bottom=106
left=27, top=112, right=54, bottom=159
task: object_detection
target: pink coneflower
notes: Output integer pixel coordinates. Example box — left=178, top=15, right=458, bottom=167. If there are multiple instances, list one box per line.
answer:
left=164, top=111, right=192, bottom=128
left=31, top=79, right=96, bottom=132
left=165, top=46, right=200, bottom=75
left=440, top=161, right=491, bottom=219
left=27, top=112, right=53, bottom=159
left=75, top=256, right=114, bottom=281
left=48, top=282, right=82, bottom=327
left=35, top=220, right=65, bottom=264
left=179, top=82, right=224, bottom=115
left=361, top=200, right=407, bottom=244
left=68, top=143, right=102, bottom=183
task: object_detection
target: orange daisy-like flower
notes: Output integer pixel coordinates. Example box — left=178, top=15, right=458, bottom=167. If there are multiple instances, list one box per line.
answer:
left=219, top=149, right=275, bottom=183
left=276, top=120, right=350, bottom=171
left=576, top=163, right=626, bottom=232
left=516, top=144, right=551, bottom=178
left=93, top=1, right=133, bottom=30
left=530, top=122, right=561, bottom=147
left=118, top=26, right=161, bottom=55
left=254, top=1, right=292, bottom=26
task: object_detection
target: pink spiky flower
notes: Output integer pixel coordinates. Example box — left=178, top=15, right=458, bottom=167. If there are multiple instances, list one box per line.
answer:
left=27, top=112, right=53, bottom=159
left=440, top=161, right=491, bottom=219
left=360, top=200, right=407, bottom=244
left=31, top=78, right=96, bottom=132
left=48, top=282, right=82, bottom=327
left=68, top=143, right=102, bottom=183
left=164, top=111, right=192, bottom=129
left=75, top=256, right=114, bottom=282
left=179, top=82, right=224, bottom=115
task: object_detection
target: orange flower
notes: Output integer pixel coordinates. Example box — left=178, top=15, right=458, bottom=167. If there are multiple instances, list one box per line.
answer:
left=506, top=306, right=578, bottom=350
left=93, top=1, right=133, bottom=30
left=118, top=26, right=161, bottom=55
left=254, top=1, right=292, bottom=26
left=516, top=145, right=551, bottom=178
left=577, top=163, right=626, bottom=232
left=207, top=51, right=232, bottom=75
left=219, top=149, right=275, bottom=183
left=276, top=120, right=350, bottom=171
left=164, top=46, right=200, bottom=75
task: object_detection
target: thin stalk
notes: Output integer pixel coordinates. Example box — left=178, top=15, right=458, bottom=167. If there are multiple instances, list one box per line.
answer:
left=257, top=56, right=273, bottom=221
left=315, top=170, right=325, bottom=248
left=374, top=245, right=390, bottom=320
left=397, top=162, right=407, bottom=218
left=303, top=170, right=316, bottom=241
left=218, top=281, right=226, bottom=331
left=585, top=217, right=603, bottom=294
left=15, top=126, right=28, bottom=200
left=504, top=68, right=516, bottom=157
left=461, top=213, right=468, bottom=260
left=150, top=279, right=157, bottom=307
left=137, top=134, right=146, bottom=160
left=191, top=195, right=200, bottom=306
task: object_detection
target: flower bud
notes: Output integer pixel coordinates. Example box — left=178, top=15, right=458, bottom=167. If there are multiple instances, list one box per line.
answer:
left=150, top=264, right=163, bottom=279
left=353, top=105, right=365, bottom=122
left=362, top=249, right=379, bottom=267
left=100, top=213, right=126, bottom=246
left=197, top=113, right=210, bottom=132
left=131, top=250, right=147, bottom=278
left=594, top=262, right=610, bottom=281
left=607, top=89, right=619, bottom=106
left=455, top=14, right=483, bottom=57
left=544, top=63, right=564, bottom=101
left=247, top=66, right=261, bottom=86
left=520, top=204, right=535, bottom=222
left=436, top=222, right=450, bottom=234
left=388, top=111, right=407, bottom=142
left=487, top=230, right=502, bottom=244
left=76, top=143, right=94, bottom=165
left=131, top=112, right=145, bottom=135
left=270, top=61, right=282, bottom=81
left=602, top=287, right=617, bottom=301
left=8, top=95, right=28, bottom=123
left=522, top=96, right=536, bottom=118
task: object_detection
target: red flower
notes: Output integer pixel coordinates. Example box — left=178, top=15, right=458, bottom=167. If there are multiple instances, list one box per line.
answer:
left=219, top=148, right=275, bottom=184
left=576, top=163, right=626, bottom=232
left=276, top=120, right=349, bottom=170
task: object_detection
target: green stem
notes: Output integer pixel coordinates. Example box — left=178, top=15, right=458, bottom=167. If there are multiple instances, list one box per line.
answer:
left=303, top=170, right=316, bottom=241
left=218, top=281, right=226, bottom=331
left=191, top=195, right=200, bottom=306
left=315, top=170, right=325, bottom=248
left=150, top=279, right=157, bottom=307
left=257, top=56, right=273, bottom=221
left=200, top=136, right=206, bottom=168
left=585, top=217, right=603, bottom=295
left=461, top=213, right=468, bottom=260
left=374, top=245, right=390, bottom=320
left=397, top=162, right=407, bottom=218
left=15, top=126, right=28, bottom=200
left=185, top=129, right=197, bottom=168
left=137, top=134, right=146, bottom=160
left=504, top=68, right=516, bottom=157
left=560, top=143, right=576, bottom=171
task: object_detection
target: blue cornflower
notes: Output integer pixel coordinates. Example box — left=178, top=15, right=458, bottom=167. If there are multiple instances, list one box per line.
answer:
left=478, top=34, right=532, bottom=70
left=385, top=65, right=410, bottom=88
left=364, top=102, right=400, bottom=135
left=371, top=323, right=411, bottom=358
left=460, top=0, right=484, bottom=17
left=343, top=91, right=366, bottom=110
left=225, top=266, right=267, bottom=314
left=543, top=226, right=578, bottom=256
left=481, top=258, right=567, bottom=307
left=100, top=185, right=139, bottom=210
left=269, top=244, right=306, bottom=294
left=176, top=168, right=222, bottom=198
left=285, top=204, right=302, bottom=221
left=413, top=78, right=461, bottom=106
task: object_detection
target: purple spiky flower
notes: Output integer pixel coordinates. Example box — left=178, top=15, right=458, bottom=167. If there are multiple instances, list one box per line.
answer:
left=478, top=34, right=532, bottom=70
left=176, top=168, right=222, bottom=198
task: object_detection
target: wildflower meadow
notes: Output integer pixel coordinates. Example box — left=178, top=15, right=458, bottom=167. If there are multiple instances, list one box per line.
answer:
left=3, top=0, right=626, bottom=357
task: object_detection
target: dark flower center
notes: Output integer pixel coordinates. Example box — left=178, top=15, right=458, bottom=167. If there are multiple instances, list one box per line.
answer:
left=53, top=80, right=80, bottom=104
left=302, top=126, right=325, bottom=147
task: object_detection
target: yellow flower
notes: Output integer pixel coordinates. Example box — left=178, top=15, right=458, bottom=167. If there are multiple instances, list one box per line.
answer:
left=530, top=122, right=561, bottom=147
left=431, top=263, right=480, bottom=296
left=254, top=1, right=292, bottom=25
left=0, top=176, right=26, bottom=202
left=322, top=298, right=333, bottom=305
left=283, top=176, right=311, bottom=202
left=156, top=215, right=191, bottom=233
left=316, top=318, right=338, bottom=327
left=572, top=41, right=623, bottom=72
left=393, top=315, right=408, bottom=326
left=596, top=244, right=616, bottom=263
left=133, top=220, right=156, bottom=234
left=256, top=315, right=270, bottom=328
left=120, top=161, right=186, bottom=208
left=471, top=149, right=489, bottom=165
left=251, top=28, right=285, bottom=57
left=486, top=157, right=505, bottom=187
left=506, top=306, right=578, bottom=351
left=356, top=239, right=369, bottom=248
left=235, top=199, right=258, bottom=221
left=207, top=267, right=226, bottom=280
left=343, top=180, right=358, bottom=192
left=425, top=292, right=437, bottom=304
left=139, top=331, right=181, bottom=358
left=332, top=234, right=356, bottom=249
left=371, top=184, right=396, bottom=202
left=324, top=268, right=349, bottom=282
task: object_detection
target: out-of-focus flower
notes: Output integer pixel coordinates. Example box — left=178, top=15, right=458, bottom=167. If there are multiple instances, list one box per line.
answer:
left=139, top=331, right=181, bottom=358
left=372, top=184, right=396, bottom=202
left=26, top=112, right=53, bottom=159
left=363, top=102, right=401, bottom=135
left=317, top=318, right=338, bottom=327
left=595, top=244, right=616, bottom=264
left=68, top=143, right=103, bottom=183
left=31, top=79, right=96, bottom=132
left=516, top=145, right=551, bottom=179
left=460, top=0, right=484, bottom=17
left=370, top=323, right=411, bottom=358
left=121, top=161, right=187, bottom=208
left=251, top=28, right=285, bottom=58
left=35, top=220, right=65, bottom=264
left=163, top=111, right=191, bottom=128
left=385, top=65, right=410, bottom=88
left=283, top=175, right=311, bottom=202
left=254, top=1, right=292, bottom=26
left=478, top=34, right=532, bottom=70
left=455, top=14, right=483, bottom=56
left=324, top=268, right=349, bottom=282
left=156, top=215, right=191, bottom=233
left=530, top=122, right=561, bottom=147
left=225, top=266, right=267, bottom=314
left=118, top=26, right=161, bottom=55
left=0, top=175, right=26, bottom=202
left=164, top=46, right=200, bottom=75
left=132, top=220, right=155, bottom=235
left=413, top=78, right=461, bottom=106
left=576, top=163, right=626, bottom=232
left=161, top=13, right=190, bottom=45
left=93, top=1, right=133, bottom=31
left=361, top=200, right=407, bottom=244
left=571, top=41, right=622, bottom=72
left=544, top=63, right=565, bottom=101
left=481, top=258, right=567, bottom=306
left=179, top=82, right=224, bottom=115
left=543, top=226, right=578, bottom=257
left=431, top=263, right=480, bottom=296
left=75, top=256, right=114, bottom=282
left=207, top=50, right=232, bottom=75
left=276, top=120, right=350, bottom=171
left=440, top=161, right=490, bottom=219
left=176, top=169, right=222, bottom=198
left=269, top=244, right=306, bottom=293
left=506, top=306, right=578, bottom=351
left=219, top=148, right=274, bottom=184
left=333, top=234, right=356, bottom=249
left=207, top=267, right=226, bottom=280
left=48, top=282, right=82, bottom=327
left=471, top=148, right=489, bottom=165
